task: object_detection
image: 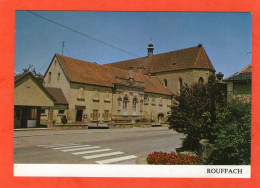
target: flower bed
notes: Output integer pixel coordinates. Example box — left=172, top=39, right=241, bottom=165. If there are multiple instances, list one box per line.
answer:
left=147, top=151, right=203, bottom=165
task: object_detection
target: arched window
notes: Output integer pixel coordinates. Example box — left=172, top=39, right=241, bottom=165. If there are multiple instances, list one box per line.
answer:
left=132, top=98, right=137, bottom=115
left=123, top=96, right=128, bottom=115
left=117, top=97, right=122, bottom=111
left=198, top=77, right=204, bottom=85
left=163, top=79, right=167, bottom=88
left=179, top=77, right=183, bottom=92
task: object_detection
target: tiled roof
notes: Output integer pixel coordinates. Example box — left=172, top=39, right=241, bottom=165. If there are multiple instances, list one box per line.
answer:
left=56, top=54, right=172, bottom=95
left=45, top=87, right=69, bottom=105
left=105, top=45, right=216, bottom=73
left=225, top=63, right=252, bottom=81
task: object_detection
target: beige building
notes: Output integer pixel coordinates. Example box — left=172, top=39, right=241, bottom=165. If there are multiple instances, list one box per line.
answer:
left=14, top=72, right=68, bottom=128
left=41, top=43, right=215, bottom=124
left=225, top=63, right=252, bottom=103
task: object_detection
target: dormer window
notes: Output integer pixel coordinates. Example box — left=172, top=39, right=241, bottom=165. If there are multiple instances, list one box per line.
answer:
left=163, top=79, right=167, bottom=88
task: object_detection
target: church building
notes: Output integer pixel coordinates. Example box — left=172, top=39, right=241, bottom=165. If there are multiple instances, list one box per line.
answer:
left=41, top=43, right=215, bottom=125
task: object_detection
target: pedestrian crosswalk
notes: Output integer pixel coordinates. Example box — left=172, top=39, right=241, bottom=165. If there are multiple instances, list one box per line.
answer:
left=37, top=143, right=137, bottom=164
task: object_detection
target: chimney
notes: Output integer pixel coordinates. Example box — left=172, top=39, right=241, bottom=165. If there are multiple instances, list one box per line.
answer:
left=198, top=43, right=203, bottom=48
left=129, top=67, right=133, bottom=79
left=147, top=43, right=154, bottom=57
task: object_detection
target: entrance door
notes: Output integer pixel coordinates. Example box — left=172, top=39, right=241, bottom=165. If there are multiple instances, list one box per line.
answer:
left=20, top=107, right=29, bottom=128
left=76, top=110, right=83, bottom=122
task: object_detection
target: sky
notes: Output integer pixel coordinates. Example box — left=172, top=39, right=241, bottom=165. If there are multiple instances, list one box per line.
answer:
left=15, top=11, right=252, bottom=78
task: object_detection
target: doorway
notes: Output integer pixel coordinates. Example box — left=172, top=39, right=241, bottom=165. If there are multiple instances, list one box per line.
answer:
left=76, top=110, right=83, bottom=122
left=158, top=113, right=164, bottom=123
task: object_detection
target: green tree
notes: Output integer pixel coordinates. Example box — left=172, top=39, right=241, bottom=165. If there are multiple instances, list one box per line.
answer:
left=168, top=75, right=226, bottom=151
left=208, top=101, right=251, bottom=165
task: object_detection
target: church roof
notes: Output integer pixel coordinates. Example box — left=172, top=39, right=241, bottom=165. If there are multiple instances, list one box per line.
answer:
left=56, top=54, right=172, bottom=95
left=225, top=63, right=252, bottom=81
left=105, top=45, right=216, bottom=73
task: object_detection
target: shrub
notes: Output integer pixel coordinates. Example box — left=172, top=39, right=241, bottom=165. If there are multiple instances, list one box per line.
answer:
left=147, top=151, right=203, bottom=165
left=61, top=115, right=67, bottom=125
left=207, top=101, right=251, bottom=165
left=135, top=116, right=149, bottom=123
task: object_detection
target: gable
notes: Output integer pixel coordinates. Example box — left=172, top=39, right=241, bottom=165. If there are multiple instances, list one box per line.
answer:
left=15, top=74, right=54, bottom=107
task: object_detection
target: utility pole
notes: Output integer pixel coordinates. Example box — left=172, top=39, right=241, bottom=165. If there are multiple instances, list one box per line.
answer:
left=62, top=41, right=65, bottom=55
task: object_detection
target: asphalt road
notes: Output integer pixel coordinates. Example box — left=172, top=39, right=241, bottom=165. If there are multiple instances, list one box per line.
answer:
left=14, top=127, right=184, bottom=164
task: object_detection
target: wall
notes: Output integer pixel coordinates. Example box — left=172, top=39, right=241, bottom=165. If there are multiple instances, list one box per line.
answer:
left=43, top=56, right=71, bottom=101
left=15, top=77, right=54, bottom=107
left=227, top=81, right=251, bottom=103
left=68, top=82, right=113, bottom=122
left=153, top=69, right=213, bottom=94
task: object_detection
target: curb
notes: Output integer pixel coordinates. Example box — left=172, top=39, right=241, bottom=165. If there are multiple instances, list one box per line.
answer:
left=135, top=154, right=148, bottom=165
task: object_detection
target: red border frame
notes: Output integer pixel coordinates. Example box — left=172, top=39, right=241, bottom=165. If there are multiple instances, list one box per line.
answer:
left=0, top=0, right=259, bottom=187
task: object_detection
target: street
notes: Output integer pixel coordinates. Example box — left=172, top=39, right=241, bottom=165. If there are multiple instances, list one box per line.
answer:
left=14, top=127, right=184, bottom=164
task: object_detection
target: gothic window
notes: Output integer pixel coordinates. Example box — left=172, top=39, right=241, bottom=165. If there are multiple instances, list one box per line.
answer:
left=198, top=77, right=204, bottom=85
left=123, top=96, right=128, bottom=115
left=132, top=97, right=137, bottom=115
left=179, top=77, right=183, bottom=92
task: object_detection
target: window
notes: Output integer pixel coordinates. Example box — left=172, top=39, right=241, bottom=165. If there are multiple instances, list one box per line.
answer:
left=132, top=98, right=137, bottom=115
left=57, top=73, right=60, bottom=81
left=163, top=79, right=167, bottom=88
left=77, top=87, right=84, bottom=100
left=41, top=109, right=45, bottom=114
left=105, top=91, right=110, bottom=102
left=123, top=96, right=128, bottom=115
left=167, top=99, right=171, bottom=107
left=92, top=110, right=99, bottom=121
left=93, top=89, right=99, bottom=101
left=179, top=77, right=183, bottom=92
left=29, top=107, right=37, bottom=120
left=144, top=95, right=149, bottom=105
left=58, top=110, right=64, bottom=114
left=159, top=97, right=162, bottom=106
left=140, top=100, right=143, bottom=112
left=14, top=108, right=21, bottom=120
left=198, top=77, right=204, bottom=85
left=104, top=110, right=110, bottom=121
left=152, top=97, right=156, bottom=105
left=48, top=72, right=52, bottom=83
left=117, top=97, right=122, bottom=111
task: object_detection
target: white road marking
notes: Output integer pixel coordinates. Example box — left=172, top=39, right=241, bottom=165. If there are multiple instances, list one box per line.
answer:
left=72, top=148, right=112, bottom=155
left=52, top=145, right=90, bottom=150
left=37, top=143, right=79, bottom=148
left=83, top=152, right=124, bottom=159
left=96, top=155, right=137, bottom=164
left=61, top=146, right=95, bottom=152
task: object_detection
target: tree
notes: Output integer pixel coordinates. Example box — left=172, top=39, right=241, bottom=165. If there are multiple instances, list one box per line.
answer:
left=168, top=75, right=226, bottom=151
left=21, top=64, right=44, bottom=84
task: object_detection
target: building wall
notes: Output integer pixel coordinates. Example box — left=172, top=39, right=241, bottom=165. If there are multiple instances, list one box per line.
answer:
left=67, top=82, right=113, bottom=122
left=43, top=56, right=71, bottom=101
left=112, top=89, right=171, bottom=123
left=153, top=69, right=213, bottom=94
left=227, top=81, right=251, bottom=103
left=15, top=77, right=54, bottom=107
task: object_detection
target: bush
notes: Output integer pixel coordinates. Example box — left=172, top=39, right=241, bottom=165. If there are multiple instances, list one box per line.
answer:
left=147, top=151, right=203, bottom=165
left=61, top=115, right=67, bottom=125
left=207, top=101, right=251, bottom=165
